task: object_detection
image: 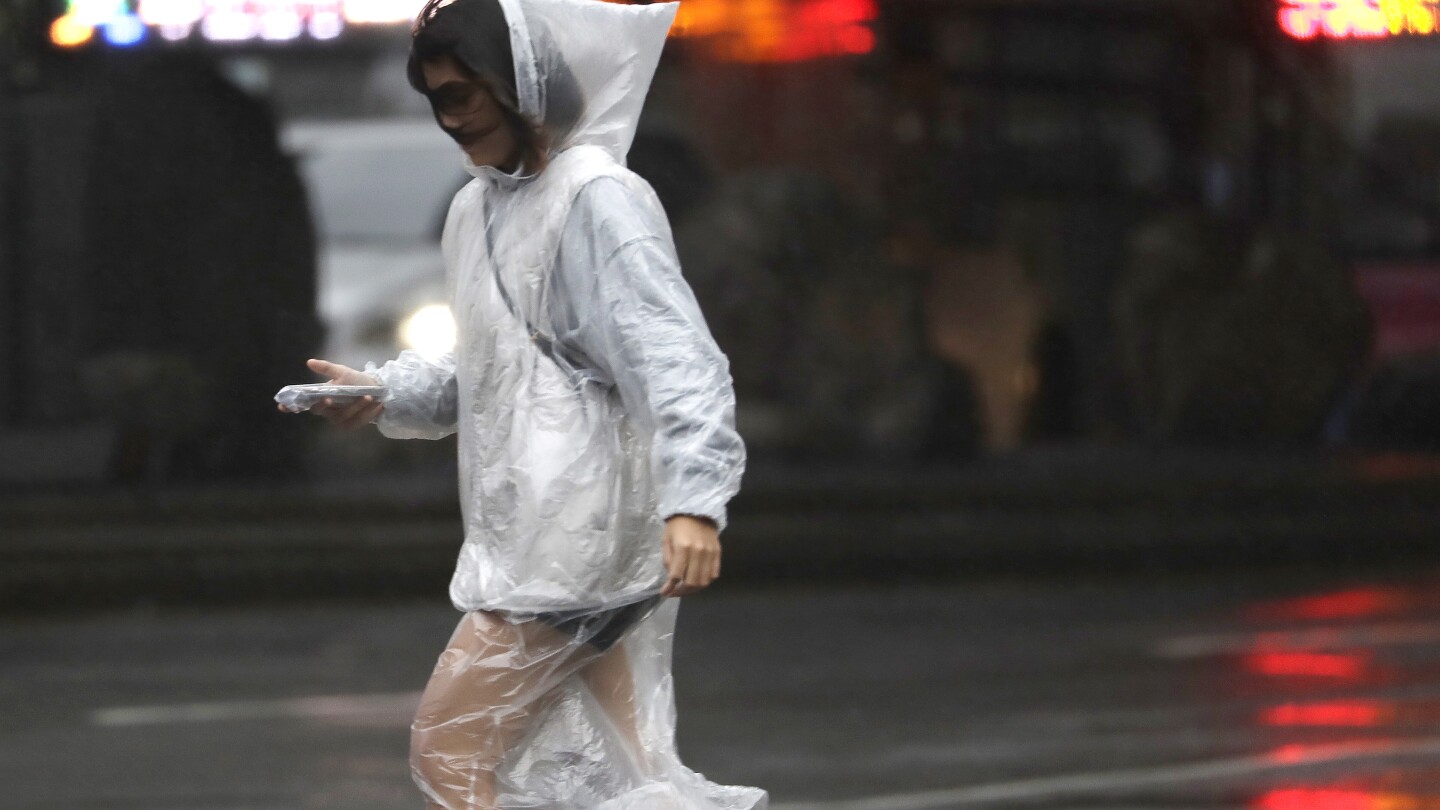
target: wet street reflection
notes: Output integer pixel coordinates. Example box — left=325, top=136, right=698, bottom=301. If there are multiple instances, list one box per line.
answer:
left=1233, top=583, right=1440, bottom=809
left=6, top=569, right=1440, bottom=808
left=1127, top=579, right=1440, bottom=808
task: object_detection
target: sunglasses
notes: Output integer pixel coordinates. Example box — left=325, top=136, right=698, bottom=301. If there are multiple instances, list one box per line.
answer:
left=426, top=80, right=491, bottom=117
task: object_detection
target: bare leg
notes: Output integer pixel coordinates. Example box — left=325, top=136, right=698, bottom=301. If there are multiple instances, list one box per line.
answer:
left=410, top=611, right=604, bottom=810
left=579, top=642, right=651, bottom=778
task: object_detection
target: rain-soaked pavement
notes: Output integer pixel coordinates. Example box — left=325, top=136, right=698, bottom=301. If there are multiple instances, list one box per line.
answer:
left=4, top=565, right=1440, bottom=809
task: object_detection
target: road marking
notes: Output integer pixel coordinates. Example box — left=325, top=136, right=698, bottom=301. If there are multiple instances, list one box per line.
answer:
left=772, top=738, right=1440, bottom=810
left=92, top=691, right=421, bottom=727
left=1155, top=620, right=1440, bottom=659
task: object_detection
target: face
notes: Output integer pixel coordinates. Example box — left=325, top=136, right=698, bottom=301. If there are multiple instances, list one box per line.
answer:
left=422, top=56, right=521, bottom=171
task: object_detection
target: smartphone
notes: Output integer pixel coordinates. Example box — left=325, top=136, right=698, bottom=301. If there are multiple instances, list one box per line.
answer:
left=275, top=383, right=389, bottom=413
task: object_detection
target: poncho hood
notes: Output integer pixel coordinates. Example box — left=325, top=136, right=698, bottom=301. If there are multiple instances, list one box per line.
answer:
left=495, top=0, right=677, bottom=163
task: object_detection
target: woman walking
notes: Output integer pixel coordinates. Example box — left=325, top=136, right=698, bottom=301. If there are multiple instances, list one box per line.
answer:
left=286, top=0, right=765, bottom=807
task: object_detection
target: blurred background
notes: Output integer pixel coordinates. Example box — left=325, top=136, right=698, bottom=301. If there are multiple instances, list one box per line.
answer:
left=6, top=0, right=1440, bottom=808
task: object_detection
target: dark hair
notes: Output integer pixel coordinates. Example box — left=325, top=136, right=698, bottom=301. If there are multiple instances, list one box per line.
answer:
left=408, top=0, right=549, bottom=172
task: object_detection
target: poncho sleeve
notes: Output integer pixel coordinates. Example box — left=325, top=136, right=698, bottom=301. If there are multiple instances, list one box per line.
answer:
left=367, top=183, right=468, bottom=441
left=368, top=350, right=459, bottom=440
left=550, top=176, right=745, bottom=529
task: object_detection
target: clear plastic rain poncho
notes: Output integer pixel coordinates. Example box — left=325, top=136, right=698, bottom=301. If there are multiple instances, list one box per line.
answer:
left=365, top=0, right=765, bottom=807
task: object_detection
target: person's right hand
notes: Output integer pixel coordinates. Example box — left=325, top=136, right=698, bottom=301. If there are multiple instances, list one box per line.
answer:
left=283, top=358, right=384, bottom=430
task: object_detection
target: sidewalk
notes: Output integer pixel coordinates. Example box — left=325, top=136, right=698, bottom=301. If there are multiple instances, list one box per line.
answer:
left=4, top=446, right=1440, bottom=611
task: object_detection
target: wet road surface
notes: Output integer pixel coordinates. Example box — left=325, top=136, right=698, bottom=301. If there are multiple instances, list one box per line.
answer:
left=4, top=566, right=1440, bottom=809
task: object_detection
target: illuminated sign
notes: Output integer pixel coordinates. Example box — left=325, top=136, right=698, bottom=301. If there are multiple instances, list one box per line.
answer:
left=669, top=0, right=876, bottom=62
left=1279, top=0, right=1440, bottom=40
left=50, top=0, right=421, bottom=47
left=49, top=0, right=876, bottom=58
left=608, top=0, right=880, bottom=61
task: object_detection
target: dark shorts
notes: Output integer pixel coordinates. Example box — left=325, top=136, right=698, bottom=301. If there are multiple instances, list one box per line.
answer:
left=530, top=596, right=663, bottom=653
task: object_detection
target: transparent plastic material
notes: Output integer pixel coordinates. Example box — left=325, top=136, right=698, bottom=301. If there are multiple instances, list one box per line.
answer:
left=372, top=0, right=744, bottom=613
left=412, top=600, right=765, bottom=810
left=368, top=0, right=761, bottom=807
left=274, top=383, right=388, bottom=412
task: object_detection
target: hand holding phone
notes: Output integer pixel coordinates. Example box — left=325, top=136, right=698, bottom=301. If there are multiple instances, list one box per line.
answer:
left=275, top=383, right=389, bottom=413
left=275, top=359, right=386, bottom=430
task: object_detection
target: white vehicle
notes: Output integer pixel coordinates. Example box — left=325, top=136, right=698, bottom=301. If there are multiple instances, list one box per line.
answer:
left=282, top=118, right=466, bottom=372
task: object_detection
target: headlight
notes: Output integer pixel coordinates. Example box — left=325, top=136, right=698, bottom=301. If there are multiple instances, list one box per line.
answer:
left=399, top=304, right=456, bottom=360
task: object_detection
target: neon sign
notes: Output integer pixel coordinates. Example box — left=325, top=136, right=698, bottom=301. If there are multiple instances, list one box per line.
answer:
left=669, top=0, right=876, bottom=62
left=1279, top=0, right=1440, bottom=40
left=50, top=0, right=421, bottom=47
left=50, top=0, right=877, bottom=58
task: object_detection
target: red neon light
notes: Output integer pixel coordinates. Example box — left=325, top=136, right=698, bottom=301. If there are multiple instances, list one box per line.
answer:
left=1355, top=263, right=1440, bottom=359
left=1245, top=651, right=1370, bottom=678
left=761, top=0, right=878, bottom=62
left=672, top=0, right=876, bottom=62
left=838, top=25, right=874, bottom=54
left=1279, top=0, right=1440, bottom=40
left=1261, top=700, right=1388, bottom=726
left=1280, top=2, right=1322, bottom=38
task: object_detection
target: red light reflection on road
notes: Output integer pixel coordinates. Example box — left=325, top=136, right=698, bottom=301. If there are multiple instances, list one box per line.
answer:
left=1248, top=588, right=1414, bottom=622
left=1238, top=578, right=1439, bottom=810
left=1254, top=787, right=1440, bottom=810
left=1268, top=743, right=1314, bottom=765
left=1253, top=788, right=1372, bottom=810
left=1259, top=742, right=1395, bottom=765
left=1246, top=651, right=1372, bottom=679
left=1253, top=788, right=1384, bottom=810
left=1262, top=700, right=1390, bottom=727
left=1355, top=453, right=1440, bottom=482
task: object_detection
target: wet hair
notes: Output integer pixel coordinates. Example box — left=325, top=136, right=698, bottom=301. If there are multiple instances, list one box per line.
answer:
left=408, top=0, right=549, bottom=172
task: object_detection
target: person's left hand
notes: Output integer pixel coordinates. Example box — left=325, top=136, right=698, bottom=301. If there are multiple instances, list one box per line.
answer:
left=661, top=515, right=721, bottom=597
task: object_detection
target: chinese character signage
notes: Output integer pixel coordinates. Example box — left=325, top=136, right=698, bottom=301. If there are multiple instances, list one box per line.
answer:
left=48, top=0, right=875, bottom=57
left=50, top=0, right=422, bottom=47
left=670, top=0, right=876, bottom=62
left=1279, top=0, right=1440, bottom=40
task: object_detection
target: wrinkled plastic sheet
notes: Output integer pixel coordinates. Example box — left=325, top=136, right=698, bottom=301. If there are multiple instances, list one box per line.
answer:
left=385, top=0, right=762, bottom=805
left=274, top=383, right=388, bottom=413
left=411, top=599, right=766, bottom=810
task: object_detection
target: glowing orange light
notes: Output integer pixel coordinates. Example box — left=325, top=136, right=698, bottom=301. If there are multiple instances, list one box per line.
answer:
left=671, top=0, right=730, bottom=37
left=1245, top=651, right=1370, bottom=678
left=667, top=0, right=876, bottom=62
left=1262, top=700, right=1389, bottom=727
left=1279, top=0, right=1440, bottom=40
left=50, top=13, right=95, bottom=46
